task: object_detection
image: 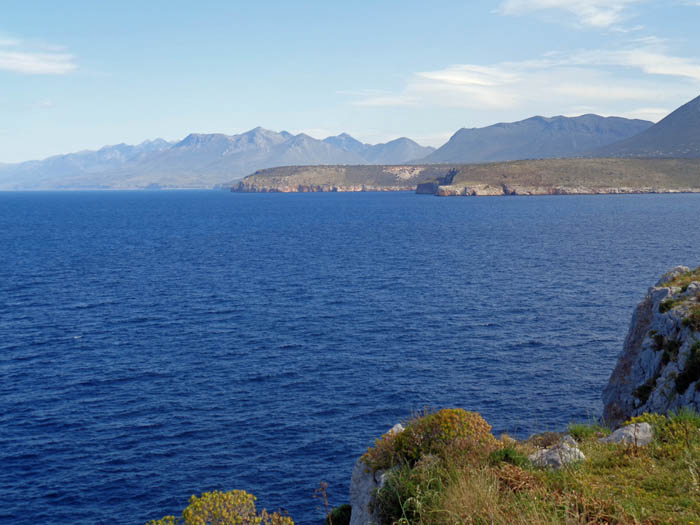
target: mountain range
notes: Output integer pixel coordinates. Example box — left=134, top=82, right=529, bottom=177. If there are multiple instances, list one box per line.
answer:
left=422, top=114, right=653, bottom=163
left=592, top=94, right=700, bottom=158
left=1, top=93, right=699, bottom=190
left=0, top=129, right=434, bottom=190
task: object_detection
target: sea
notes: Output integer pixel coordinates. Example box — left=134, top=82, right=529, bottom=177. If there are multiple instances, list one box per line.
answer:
left=1, top=190, right=699, bottom=524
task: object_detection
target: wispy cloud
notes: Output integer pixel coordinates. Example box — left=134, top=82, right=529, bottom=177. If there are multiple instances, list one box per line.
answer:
left=343, top=39, right=700, bottom=124
left=497, top=0, right=645, bottom=28
left=34, top=99, right=56, bottom=109
left=339, top=89, right=419, bottom=107
left=0, top=36, right=77, bottom=74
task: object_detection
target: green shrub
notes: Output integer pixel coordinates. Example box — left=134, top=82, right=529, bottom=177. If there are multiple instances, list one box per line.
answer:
left=391, top=409, right=498, bottom=466
left=525, top=431, right=562, bottom=448
left=488, top=446, right=529, bottom=468
left=325, top=504, right=351, bottom=525
left=361, top=426, right=403, bottom=472
left=675, top=341, right=700, bottom=394
left=682, top=304, right=700, bottom=331
left=661, top=338, right=682, bottom=365
left=363, top=409, right=497, bottom=471
left=659, top=299, right=679, bottom=313
left=568, top=422, right=610, bottom=440
left=373, top=456, right=448, bottom=525
left=633, top=377, right=657, bottom=404
left=147, top=490, right=293, bottom=525
left=665, top=266, right=700, bottom=290
left=628, top=409, right=700, bottom=446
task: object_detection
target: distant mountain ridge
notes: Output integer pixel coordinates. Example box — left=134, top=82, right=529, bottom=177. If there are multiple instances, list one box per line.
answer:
left=421, top=114, right=653, bottom=164
left=0, top=129, right=434, bottom=190
left=591, top=94, right=700, bottom=158
left=4, top=94, right=700, bottom=190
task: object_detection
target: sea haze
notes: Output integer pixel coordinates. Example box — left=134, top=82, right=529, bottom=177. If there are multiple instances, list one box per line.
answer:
left=2, top=191, right=700, bottom=524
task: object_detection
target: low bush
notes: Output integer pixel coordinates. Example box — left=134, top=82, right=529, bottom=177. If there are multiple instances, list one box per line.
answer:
left=391, top=409, right=498, bottom=466
left=488, top=446, right=530, bottom=468
left=628, top=408, right=700, bottom=447
left=633, top=377, right=656, bottom=404
left=147, top=490, right=293, bottom=525
left=683, top=304, right=700, bottom=331
left=363, top=408, right=498, bottom=472
left=662, top=338, right=683, bottom=364
left=665, top=266, right=700, bottom=290
left=374, top=455, right=449, bottom=525
left=325, top=503, right=351, bottom=525
left=659, top=298, right=679, bottom=313
left=675, top=341, right=700, bottom=394
left=568, top=422, right=610, bottom=440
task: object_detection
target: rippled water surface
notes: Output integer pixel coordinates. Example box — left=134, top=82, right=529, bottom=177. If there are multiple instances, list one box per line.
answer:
left=2, top=190, right=700, bottom=524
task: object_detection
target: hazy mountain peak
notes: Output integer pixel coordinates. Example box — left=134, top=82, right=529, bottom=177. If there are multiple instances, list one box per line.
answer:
left=421, top=113, right=654, bottom=164
left=323, top=133, right=369, bottom=155
left=176, top=133, right=230, bottom=148
left=591, top=94, right=700, bottom=158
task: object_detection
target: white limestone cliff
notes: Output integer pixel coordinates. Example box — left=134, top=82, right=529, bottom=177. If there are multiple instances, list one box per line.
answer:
left=603, top=266, right=700, bottom=428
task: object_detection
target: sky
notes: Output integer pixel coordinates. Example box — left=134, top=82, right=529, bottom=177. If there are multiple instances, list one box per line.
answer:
left=2, top=0, right=700, bottom=163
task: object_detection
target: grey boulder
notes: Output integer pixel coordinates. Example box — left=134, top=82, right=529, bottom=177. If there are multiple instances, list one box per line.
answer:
left=599, top=423, right=653, bottom=446
left=528, top=442, right=585, bottom=469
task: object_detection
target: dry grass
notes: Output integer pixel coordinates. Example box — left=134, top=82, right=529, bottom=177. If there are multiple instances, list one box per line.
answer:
left=367, top=410, right=700, bottom=525
left=233, top=158, right=700, bottom=193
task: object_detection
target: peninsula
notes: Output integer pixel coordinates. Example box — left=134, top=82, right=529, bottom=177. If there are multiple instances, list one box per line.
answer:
left=231, top=157, right=700, bottom=196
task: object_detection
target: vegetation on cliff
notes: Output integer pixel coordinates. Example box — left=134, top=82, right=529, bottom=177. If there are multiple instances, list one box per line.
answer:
left=147, top=490, right=293, bottom=525
left=359, top=408, right=700, bottom=524
left=231, top=165, right=446, bottom=193
left=604, top=266, right=700, bottom=427
left=231, top=158, right=700, bottom=195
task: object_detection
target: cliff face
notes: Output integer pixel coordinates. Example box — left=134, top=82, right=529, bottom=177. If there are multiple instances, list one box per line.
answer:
left=229, top=158, right=700, bottom=195
left=603, top=266, right=700, bottom=428
left=230, top=165, right=440, bottom=193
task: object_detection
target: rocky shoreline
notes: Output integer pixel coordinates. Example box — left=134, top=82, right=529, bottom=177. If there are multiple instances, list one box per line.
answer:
left=231, top=158, right=700, bottom=196
left=418, top=182, right=700, bottom=196
left=231, top=182, right=415, bottom=193
left=344, top=266, right=700, bottom=524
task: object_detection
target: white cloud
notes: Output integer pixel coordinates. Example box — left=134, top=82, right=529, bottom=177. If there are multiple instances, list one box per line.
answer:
left=497, top=0, right=645, bottom=28
left=343, top=40, right=700, bottom=125
left=0, top=37, right=20, bottom=47
left=622, top=107, right=673, bottom=121
left=34, top=99, right=56, bottom=109
left=338, top=89, right=419, bottom=107
left=0, top=37, right=76, bottom=74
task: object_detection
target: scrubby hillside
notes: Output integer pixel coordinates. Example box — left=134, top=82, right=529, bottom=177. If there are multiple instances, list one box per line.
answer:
left=347, top=408, right=700, bottom=525
left=231, top=165, right=449, bottom=192
left=231, top=158, right=700, bottom=195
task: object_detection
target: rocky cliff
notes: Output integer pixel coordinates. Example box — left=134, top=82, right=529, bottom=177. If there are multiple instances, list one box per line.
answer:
left=231, top=158, right=700, bottom=195
left=603, top=266, right=700, bottom=427
left=231, top=165, right=446, bottom=193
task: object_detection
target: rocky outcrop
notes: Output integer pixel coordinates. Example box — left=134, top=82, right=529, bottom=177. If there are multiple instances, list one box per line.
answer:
left=230, top=158, right=700, bottom=195
left=528, top=437, right=586, bottom=469
left=603, top=266, right=700, bottom=428
left=415, top=181, right=439, bottom=194
left=349, top=424, right=404, bottom=525
left=230, top=165, right=441, bottom=193
left=232, top=182, right=416, bottom=193
left=433, top=184, right=700, bottom=197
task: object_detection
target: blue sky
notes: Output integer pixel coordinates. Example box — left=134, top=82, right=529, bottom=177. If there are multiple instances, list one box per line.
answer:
left=3, top=0, right=700, bottom=162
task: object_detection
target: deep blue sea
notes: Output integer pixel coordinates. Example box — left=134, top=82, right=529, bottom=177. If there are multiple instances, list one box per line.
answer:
left=1, top=190, right=699, bottom=524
